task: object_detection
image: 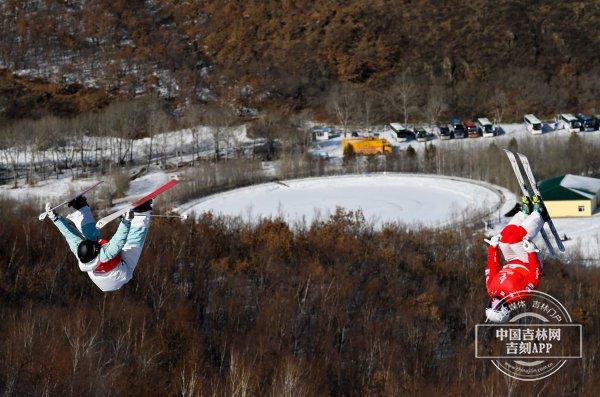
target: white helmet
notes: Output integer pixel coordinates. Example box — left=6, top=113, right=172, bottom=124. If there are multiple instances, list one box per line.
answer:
left=485, top=299, right=510, bottom=323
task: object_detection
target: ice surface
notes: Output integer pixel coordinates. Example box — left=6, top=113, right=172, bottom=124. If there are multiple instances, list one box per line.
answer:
left=180, top=174, right=502, bottom=228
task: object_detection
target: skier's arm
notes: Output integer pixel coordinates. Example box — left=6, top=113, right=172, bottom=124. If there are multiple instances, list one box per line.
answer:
left=486, top=245, right=502, bottom=287
left=99, top=219, right=131, bottom=261
left=525, top=252, right=542, bottom=289
left=52, top=216, right=84, bottom=257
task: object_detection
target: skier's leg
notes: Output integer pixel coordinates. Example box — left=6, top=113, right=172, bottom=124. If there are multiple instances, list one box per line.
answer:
left=120, top=211, right=152, bottom=278
left=67, top=205, right=102, bottom=241
left=520, top=212, right=544, bottom=240
left=507, top=211, right=528, bottom=227
left=501, top=212, right=528, bottom=243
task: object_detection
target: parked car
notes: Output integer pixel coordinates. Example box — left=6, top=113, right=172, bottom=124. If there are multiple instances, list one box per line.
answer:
left=438, top=125, right=453, bottom=140
left=388, top=123, right=414, bottom=142
left=449, top=117, right=466, bottom=138
left=576, top=114, right=599, bottom=131
left=476, top=118, right=495, bottom=137
left=415, top=127, right=429, bottom=142
left=313, top=126, right=333, bottom=141
left=465, top=119, right=479, bottom=138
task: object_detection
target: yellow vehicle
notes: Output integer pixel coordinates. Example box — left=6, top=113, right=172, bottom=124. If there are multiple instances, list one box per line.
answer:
left=342, top=137, right=393, bottom=155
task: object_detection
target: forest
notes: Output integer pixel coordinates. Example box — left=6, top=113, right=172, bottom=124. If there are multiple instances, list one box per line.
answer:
left=0, top=0, right=599, bottom=121
left=0, top=200, right=598, bottom=396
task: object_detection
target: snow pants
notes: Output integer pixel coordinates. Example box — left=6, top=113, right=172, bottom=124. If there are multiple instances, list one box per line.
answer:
left=68, top=206, right=152, bottom=277
left=498, top=211, right=544, bottom=264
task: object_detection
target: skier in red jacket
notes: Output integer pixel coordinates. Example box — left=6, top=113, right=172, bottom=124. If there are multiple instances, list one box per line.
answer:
left=485, top=195, right=545, bottom=322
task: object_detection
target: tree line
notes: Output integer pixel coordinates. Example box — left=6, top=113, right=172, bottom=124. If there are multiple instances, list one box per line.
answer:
left=0, top=199, right=597, bottom=396
left=1, top=1, right=599, bottom=121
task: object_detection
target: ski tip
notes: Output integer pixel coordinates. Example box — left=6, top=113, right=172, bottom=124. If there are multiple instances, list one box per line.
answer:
left=38, top=212, right=48, bottom=221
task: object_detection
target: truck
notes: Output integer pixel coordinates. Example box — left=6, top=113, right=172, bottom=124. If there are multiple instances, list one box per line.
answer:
left=342, top=137, right=393, bottom=155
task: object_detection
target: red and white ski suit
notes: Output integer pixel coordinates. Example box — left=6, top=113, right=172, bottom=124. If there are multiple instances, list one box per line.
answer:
left=486, top=212, right=544, bottom=303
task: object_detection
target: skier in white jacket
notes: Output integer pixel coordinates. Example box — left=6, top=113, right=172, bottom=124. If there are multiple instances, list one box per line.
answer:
left=45, top=196, right=152, bottom=292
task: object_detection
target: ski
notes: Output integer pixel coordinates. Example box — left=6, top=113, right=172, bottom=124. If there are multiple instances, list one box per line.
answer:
left=96, top=179, right=179, bottom=229
left=516, top=152, right=566, bottom=252
left=503, top=150, right=556, bottom=256
left=38, top=181, right=104, bottom=221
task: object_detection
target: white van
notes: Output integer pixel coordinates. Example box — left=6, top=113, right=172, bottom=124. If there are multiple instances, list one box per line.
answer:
left=557, top=114, right=581, bottom=132
left=524, top=114, right=543, bottom=135
left=476, top=118, right=494, bottom=137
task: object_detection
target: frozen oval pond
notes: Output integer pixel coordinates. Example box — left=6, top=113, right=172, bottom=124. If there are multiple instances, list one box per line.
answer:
left=180, top=174, right=503, bottom=228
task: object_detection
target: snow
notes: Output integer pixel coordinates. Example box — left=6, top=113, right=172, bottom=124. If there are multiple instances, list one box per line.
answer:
left=0, top=176, right=102, bottom=203
left=560, top=174, right=600, bottom=195
left=180, top=174, right=504, bottom=228
left=553, top=214, right=600, bottom=261
left=125, top=171, right=171, bottom=197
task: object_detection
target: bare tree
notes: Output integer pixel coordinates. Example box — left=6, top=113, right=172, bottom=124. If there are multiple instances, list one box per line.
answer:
left=326, top=83, right=359, bottom=136
left=147, top=106, right=171, bottom=167
left=425, top=85, right=448, bottom=126
left=386, top=70, right=418, bottom=125
left=183, top=104, right=204, bottom=164
left=491, top=88, right=508, bottom=123
left=361, top=89, right=377, bottom=127
left=203, top=104, right=236, bottom=162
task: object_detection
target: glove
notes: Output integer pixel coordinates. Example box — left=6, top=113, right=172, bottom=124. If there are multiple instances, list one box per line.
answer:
left=487, top=234, right=502, bottom=248
left=124, top=209, right=135, bottom=221
left=522, top=239, right=539, bottom=253
left=45, top=202, right=58, bottom=221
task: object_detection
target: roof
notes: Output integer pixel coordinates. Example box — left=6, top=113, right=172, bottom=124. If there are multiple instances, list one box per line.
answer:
left=389, top=123, right=404, bottom=132
left=524, top=114, right=541, bottom=123
left=539, top=174, right=600, bottom=201
left=477, top=118, right=491, bottom=125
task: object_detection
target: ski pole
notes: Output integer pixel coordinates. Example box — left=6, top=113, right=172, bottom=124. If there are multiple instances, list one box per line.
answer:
left=147, top=214, right=185, bottom=219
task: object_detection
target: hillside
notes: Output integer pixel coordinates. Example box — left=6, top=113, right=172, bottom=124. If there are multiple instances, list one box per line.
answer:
left=0, top=0, right=599, bottom=119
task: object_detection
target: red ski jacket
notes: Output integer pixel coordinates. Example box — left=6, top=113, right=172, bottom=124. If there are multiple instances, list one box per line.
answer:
left=486, top=245, right=542, bottom=303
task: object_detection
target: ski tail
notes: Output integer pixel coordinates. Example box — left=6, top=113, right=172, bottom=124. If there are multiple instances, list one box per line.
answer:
left=516, top=153, right=566, bottom=252
left=38, top=181, right=104, bottom=221
left=503, top=150, right=557, bottom=257
left=96, top=179, right=179, bottom=229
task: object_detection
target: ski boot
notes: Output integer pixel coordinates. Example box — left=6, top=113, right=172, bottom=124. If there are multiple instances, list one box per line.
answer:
left=133, top=199, right=153, bottom=213
left=532, top=194, right=550, bottom=221
left=520, top=195, right=533, bottom=215
left=68, top=195, right=88, bottom=210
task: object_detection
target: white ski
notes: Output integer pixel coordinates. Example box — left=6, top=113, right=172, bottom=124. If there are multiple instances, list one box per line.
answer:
left=38, top=181, right=104, bottom=221
left=516, top=152, right=566, bottom=252
left=503, top=150, right=556, bottom=256
left=96, top=179, right=179, bottom=229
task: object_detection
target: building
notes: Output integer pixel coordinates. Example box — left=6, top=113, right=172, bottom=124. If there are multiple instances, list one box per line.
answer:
left=538, top=174, right=600, bottom=217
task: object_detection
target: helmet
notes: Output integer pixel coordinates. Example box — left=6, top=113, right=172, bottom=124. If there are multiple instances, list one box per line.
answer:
left=77, top=240, right=101, bottom=263
left=485, top=299, right=510, bottom=323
